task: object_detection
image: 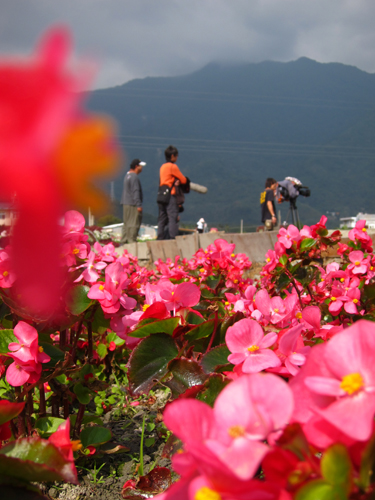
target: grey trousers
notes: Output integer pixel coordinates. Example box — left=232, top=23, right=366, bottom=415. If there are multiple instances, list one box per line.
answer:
left=121, top=205, right=142, bottom=244
left=157, top=196, right=179, bottom=240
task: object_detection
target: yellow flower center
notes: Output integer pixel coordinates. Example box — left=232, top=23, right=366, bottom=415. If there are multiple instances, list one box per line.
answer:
left=362, top=228, right=367, bottom=232
left=355, top=261, right=360, bottom=266
left=340, top=373, right=364, bottom=395
left=200, top=268, right=205, bottom=273
left=296, top=312, right=302, bottom=319
left=231, top=253, right=235, bottom=257
left=340, top=278, right=345, bottom=282
left=3, top=271, right=8, bottom=277
left=99, top=285, right=104, bottom=291
left=274, top=308, right=279, bottom=313
left=38, top=346, right=44, bottom=353
left=266, top=257, right=271, bottom=262
left=353, top=299, right=358, bottom=304
left=195, top=487, right=222, bottom=500
left=248, top=345, right=259, bottom=352
left=73, top=248, right=80, bottom=255
left=142, top=304, right=150, bottom=311
left=233, top=279, right=238, bottom=284
left=224, top=301, right=229, bottom=306
left=331, top=297, right=337, bottom=301
left=228, top=425, right=246, bottom=438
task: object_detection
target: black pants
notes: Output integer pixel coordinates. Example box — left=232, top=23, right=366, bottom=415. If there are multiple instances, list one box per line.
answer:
left=157, top=196, right=179, bottom=240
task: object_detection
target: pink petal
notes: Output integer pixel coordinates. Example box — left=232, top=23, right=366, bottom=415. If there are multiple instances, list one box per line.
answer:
left=279, top=324, right=304, bottom=355
left=163, top=399, right=216, bottom=443
left=6, top=362, right=31, bottom=386
left=302, top=306, right=321, bottom=330
left=242, top=349, right=281, bottom=373
left=317, top=392, right=375, bottom=441
left=174, top=282, right=201, bottom=308
left=226, top=318, right=264, bottom=354
left=260, top=331, right=278, bottom=349
left=304, top=376, right=342, bottom=396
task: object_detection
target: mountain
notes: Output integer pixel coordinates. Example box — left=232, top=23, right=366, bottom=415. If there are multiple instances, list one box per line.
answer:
left=86, top=58, right=375, bottom=229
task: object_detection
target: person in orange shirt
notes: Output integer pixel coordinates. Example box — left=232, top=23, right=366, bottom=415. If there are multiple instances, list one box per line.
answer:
left=157, top=145, right=188, bottom=240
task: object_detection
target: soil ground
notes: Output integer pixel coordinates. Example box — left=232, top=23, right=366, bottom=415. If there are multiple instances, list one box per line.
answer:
left=39, top=389, right=175, bottom=500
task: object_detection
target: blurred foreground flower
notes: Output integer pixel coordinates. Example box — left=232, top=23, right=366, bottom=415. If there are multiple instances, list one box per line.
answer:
left=0, top=27, right=120, bottom=314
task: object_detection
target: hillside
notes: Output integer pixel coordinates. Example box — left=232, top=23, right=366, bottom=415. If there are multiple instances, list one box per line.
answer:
left=86, top=58, right=375, bottom=228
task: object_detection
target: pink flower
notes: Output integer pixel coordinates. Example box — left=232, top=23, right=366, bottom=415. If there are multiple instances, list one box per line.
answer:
left=347, top=250, right=368, bottom=275
left=209, top=239, right=236, bottom=261
left=62, top=210, right=86, bottom=235
left=6, top=321, right=50, bottom=386
left=291, top=320, right=375, bottom=442
left=93, top=241, right=117, bottom=262
left=163, top=373, right=293, bottom=483
left=277, top=225, right=300, bottom=249
left=74, top=250, right=107, bottom=283
left=0, top=249, right=16, bottom=288
left=349, top=220, right=372, bottom=250
left=226, top=318, right=281, bottom=373
left=274, top=324, right=310, bottom=376
left=159, top=282, right=201, bottom=313
left=48, top=419, right=79, bottom=483
left=87, top=261, right=129, bottom=314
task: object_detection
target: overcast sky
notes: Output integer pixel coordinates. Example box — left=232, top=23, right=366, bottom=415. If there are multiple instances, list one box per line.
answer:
left=1, top=0, right=375, bottom=89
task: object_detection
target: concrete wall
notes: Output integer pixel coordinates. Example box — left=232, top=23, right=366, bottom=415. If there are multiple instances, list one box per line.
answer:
left=116, top=229, right=375, bottom=269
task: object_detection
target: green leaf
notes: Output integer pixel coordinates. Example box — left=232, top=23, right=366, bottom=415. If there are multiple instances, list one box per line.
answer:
left=96, top=343, right=108, bottom=359
left=218, top=312, right=244, bottom=344
left=39, top=343, right=64, bottom=367
left=145, top=437, right=155, bottom=447
left=35, top=417, right=66, bottom=438
left=196, top=374, right=230, bottom=407
left=79, top=426, right=112, bottom=448
left=0, top=329, right=17, bottom=354
left=279, top=254, right=288, bottom=266
left=359, top=431, right=375, bottom=489
left=321, top=444, right=352, bottom=491
left=185, top=319, right=215, bottom=340
left=295, top=480, right=334, bottom=500
left=73, top=383, right=91, bottom=405
left=201, top=344, right=231, bottom=373
left=107, top=332, right=125, bottom=346
left=200, top=288, right=216, bottom=299
left=168, top=358, right=207, bottom=389
left=185, top=312, right=205, bottom=325
left=128, top=317, right=180, bottom=338
left=205, top=276, right=222, bottom=290
left=128, top=333, right=179, bottom=394
left=0, top=437, right=77, bottom=484
left=91, top=306, right=110, bottom=334
left=66, top=285, right=93, bottom=316
left=300, top=238, right=317, bottom=250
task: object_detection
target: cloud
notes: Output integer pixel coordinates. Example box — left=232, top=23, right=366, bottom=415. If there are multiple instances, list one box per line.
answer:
left=1, top=0, right=375, bottom=88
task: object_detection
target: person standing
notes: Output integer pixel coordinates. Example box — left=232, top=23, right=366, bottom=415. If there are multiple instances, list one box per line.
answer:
left=120, top=158, right=146, bottom=244
left=260, top=177, right=277, bottom=231
left=157, top=145, right=188, bottom=240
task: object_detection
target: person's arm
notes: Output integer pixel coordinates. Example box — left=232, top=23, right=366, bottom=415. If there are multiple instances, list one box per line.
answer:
left=131, top=175, right=142, bottom=211
left=266, top=191, right=276, bottom=222
left=171, top=164, right=187, bottom=185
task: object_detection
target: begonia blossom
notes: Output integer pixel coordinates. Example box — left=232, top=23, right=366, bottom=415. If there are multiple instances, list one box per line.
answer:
left=226, top=318, right=281, bottom=373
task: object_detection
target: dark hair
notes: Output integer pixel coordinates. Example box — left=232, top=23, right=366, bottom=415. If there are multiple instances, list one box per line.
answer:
left=265, top=177, right=277, bottom=188
left=165, top=145, right=178, bottom=162
left=130, top=159, right=140, bottom=170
